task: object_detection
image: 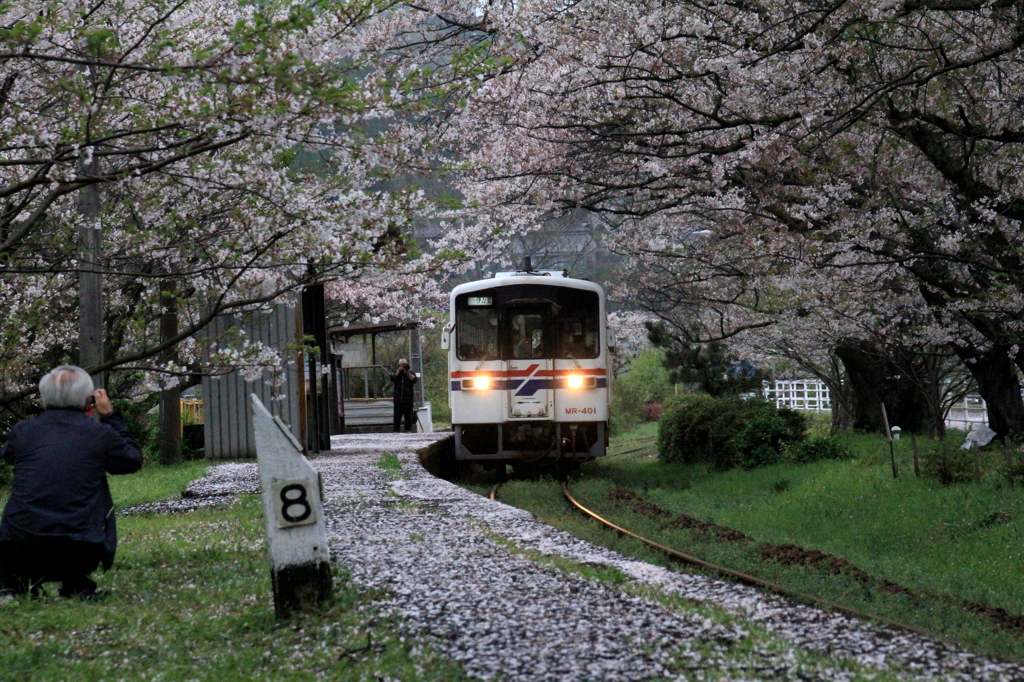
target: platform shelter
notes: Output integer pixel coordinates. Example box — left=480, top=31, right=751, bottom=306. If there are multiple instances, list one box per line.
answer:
left=328, top=319, right=431, bottom=432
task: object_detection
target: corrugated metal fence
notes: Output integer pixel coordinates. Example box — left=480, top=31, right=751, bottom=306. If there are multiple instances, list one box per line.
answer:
left=202, top=302, right=301, bottom=459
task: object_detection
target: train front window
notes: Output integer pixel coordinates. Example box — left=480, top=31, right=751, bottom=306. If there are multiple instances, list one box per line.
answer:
left=556, top=289, right=599, bottom=358
left=455, top=295, right=498, bottom=361
left=510, top=313, right=545, bottom=359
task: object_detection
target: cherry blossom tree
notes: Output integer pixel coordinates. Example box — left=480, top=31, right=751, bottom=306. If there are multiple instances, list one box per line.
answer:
left=437, top=0, right=1024, bottom=435
left=0, top=0, right=497, bottom=415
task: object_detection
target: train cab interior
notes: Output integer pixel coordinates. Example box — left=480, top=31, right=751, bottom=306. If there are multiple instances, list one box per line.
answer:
left=454, top=285, right=600, bottom=362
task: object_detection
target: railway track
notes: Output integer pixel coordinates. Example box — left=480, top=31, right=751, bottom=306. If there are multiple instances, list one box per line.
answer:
left=489, top=478, right=976, bottom=649
left=604, top=436, right=658, bottom=459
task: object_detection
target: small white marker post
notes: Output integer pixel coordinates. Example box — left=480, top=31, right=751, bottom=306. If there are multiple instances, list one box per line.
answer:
left=250, top=394, right=332, bottom=617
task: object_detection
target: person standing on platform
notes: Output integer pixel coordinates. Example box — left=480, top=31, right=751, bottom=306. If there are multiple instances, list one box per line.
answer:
left=0, top=365, right=142, bottom=599
left=391, top=358, right=418, bottom=432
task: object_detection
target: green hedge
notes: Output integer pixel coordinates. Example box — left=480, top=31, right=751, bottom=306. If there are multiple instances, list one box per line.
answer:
left=783, top=436, right=852, bottom=465
left=658, top=395, right=809, bottom=469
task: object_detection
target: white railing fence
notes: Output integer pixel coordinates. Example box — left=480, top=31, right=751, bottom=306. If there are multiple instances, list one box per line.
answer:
left=762, top=379, right=1022, bottom=431
left=944, top=394, right=990, bottom=431
left=762, top=379, right=832, bottom=412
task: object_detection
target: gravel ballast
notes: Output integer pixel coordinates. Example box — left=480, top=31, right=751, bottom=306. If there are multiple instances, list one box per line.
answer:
left=172, top=433, right=1024, bottom=681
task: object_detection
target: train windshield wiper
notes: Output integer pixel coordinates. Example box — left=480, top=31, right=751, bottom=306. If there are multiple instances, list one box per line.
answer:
left=475, top=349, right=494, bottom=370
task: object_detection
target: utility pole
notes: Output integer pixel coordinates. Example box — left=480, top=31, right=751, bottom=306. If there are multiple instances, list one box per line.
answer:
left=78, top=50, right=103, bottom=389
left=301, top=282, right=328, bottom=453
left=78, top=155, right=103, bottom=388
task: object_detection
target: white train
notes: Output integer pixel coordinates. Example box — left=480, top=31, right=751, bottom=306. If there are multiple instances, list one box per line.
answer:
left=442, top=265, right=610, bottom=468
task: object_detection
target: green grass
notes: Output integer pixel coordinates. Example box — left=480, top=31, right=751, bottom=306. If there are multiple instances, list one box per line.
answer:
left=0, top=464, right=467, bottom=682
left=110, top=460, right=211, bottom=508
left=477, top=423, right=1024, bottom=662
left=0, top=461, right=211, bottom=511
left=376, top=452, right=402, bottom=473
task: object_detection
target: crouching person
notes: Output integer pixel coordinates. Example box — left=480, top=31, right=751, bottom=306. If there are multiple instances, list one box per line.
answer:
left=0, top=365, right=142, bottom=599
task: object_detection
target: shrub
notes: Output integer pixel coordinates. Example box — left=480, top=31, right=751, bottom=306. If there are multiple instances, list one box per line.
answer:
left=0, top=409, right=23, bottom=488
left=922, top=441, right=976, bottom=485
left=114, top=397, right=160, bottom=464
left=420, top=322, right=452, bottom=427
left=609, top=377, right=649, bottom=434
left=611, top=349, right=675, bottom=432
left=641, top=401, right=662, bottom=422
left=735, top=414, right=802, bottom=469
left=608, top=413, right=630, bottom=436
left=659, top=395, right=806, bottom=469
left=658, top=394, right=736, bottom=467
left=784, top=436, right=851, bottom=464
left=775, top=406, right=809, bottom=441
left=1007, top=456, right=1024, bottom=487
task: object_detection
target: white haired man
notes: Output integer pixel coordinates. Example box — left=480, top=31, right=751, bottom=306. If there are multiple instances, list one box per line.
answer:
left=0, top=365, right=142, bottom=599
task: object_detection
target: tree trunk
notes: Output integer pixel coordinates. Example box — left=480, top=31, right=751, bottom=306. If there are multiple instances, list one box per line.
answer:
left=912, top=279, right=1024, bottom=438
left=956, top=343, right=1024, bottom=438
left=833, top=340, right=945, bottom=435
left=830, top=379, right=855, bottom=431
left=159, top=280, right=182, bottom=465
left=824, top=354, right=854, bottom=432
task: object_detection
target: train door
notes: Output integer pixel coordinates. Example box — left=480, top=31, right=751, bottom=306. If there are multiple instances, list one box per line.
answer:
left=505, top=309, right=553, bottom=419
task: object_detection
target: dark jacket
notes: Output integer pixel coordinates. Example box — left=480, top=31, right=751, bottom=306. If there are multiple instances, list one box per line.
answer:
left=392, top=370, right=418, bottom=404
left=0, top=409, right=142, bottom=568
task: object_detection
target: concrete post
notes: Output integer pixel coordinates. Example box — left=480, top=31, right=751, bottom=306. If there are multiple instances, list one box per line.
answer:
left=251, top=394, right=332, bottom=617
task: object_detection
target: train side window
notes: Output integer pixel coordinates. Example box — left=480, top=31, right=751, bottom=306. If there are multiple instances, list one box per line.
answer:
left=556, top=290, right=599, bottom=358
left=455, top=305, right=498, bottom=361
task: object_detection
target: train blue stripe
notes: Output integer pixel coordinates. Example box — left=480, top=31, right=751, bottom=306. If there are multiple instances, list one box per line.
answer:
left=514, top=378, right=546, bottom=396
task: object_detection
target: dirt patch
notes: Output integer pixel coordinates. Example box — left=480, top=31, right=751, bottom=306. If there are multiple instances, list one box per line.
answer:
left=605, top=484, right=1024, bottom=634
left=964, top=602, right=1024, bottom=632
left=609, top=486, right=672, bottom=518
left=610, top=486, right=751, bottom=542
left=757, top=544, right=908, bottom=595
left=667, top=514, right=752, bottom=543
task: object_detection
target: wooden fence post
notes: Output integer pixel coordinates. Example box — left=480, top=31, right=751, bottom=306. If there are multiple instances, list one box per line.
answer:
left=1006, top=435, right=1015, bottom=489
left=880, top=403, right=898, bottom=479
left=972, top=439, right=981, bottom=483
left=911, top=433, right=920, bottom=478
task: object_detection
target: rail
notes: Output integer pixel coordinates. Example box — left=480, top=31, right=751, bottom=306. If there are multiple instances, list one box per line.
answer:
left=558, top=481, right=974, bottom=646
left=481, top=451, right=997, bottom=654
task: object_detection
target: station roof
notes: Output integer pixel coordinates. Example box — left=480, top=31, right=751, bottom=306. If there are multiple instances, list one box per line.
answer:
left=327, top=318, right=420, bottom=338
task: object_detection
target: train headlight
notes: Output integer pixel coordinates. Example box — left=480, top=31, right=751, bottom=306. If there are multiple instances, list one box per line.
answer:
left=473, top=376, right=491, bottom=390
left=567, top=374, right=584, bottom=389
